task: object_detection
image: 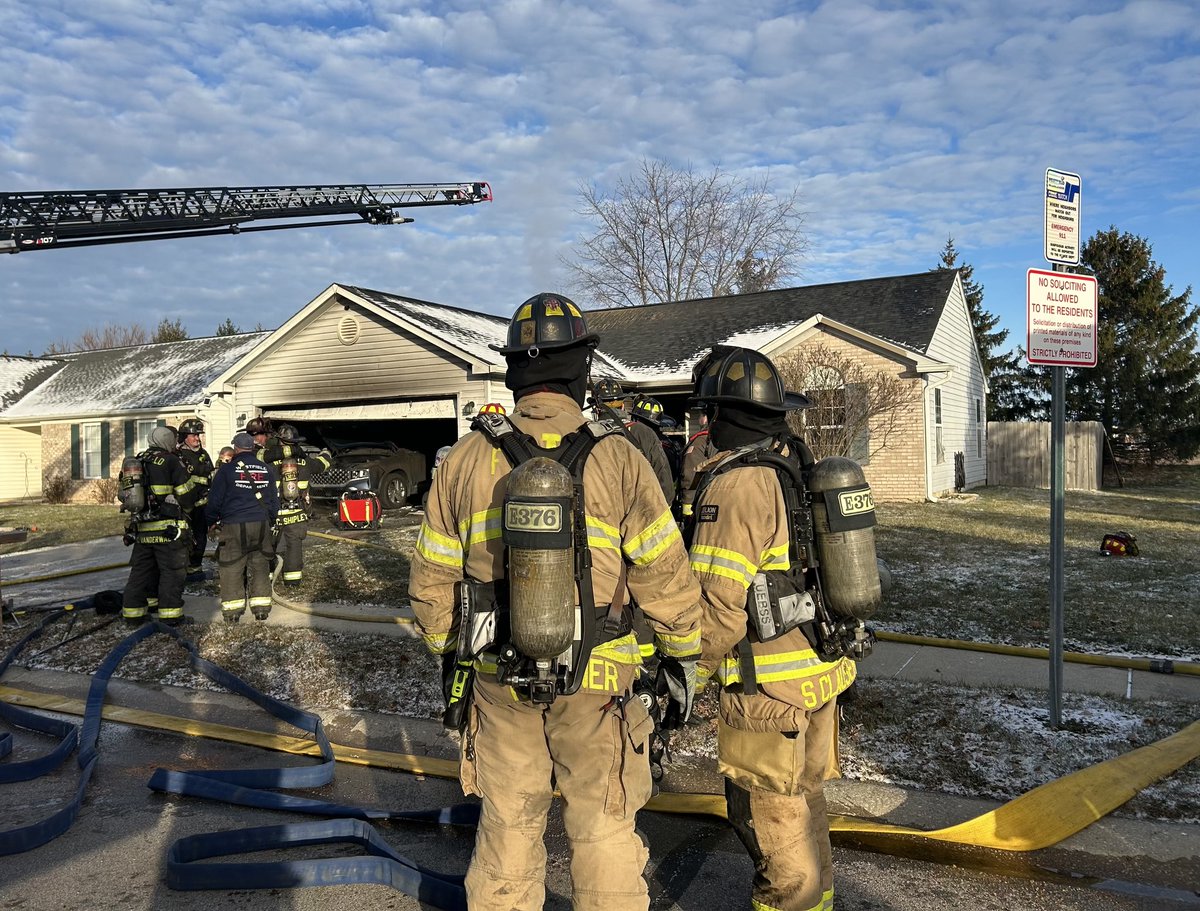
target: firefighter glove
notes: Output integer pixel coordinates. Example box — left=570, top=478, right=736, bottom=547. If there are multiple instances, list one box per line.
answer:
left=655, top=655, right=697, bottom=729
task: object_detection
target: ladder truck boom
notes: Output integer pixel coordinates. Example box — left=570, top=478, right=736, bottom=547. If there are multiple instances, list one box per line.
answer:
left=0, top=182, right=492, bottom=252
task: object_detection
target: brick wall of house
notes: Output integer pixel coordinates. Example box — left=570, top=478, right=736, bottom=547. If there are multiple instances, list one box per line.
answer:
left=777, top=330, right=927, bottom=502
left=41, top=414, right=193, bottom=504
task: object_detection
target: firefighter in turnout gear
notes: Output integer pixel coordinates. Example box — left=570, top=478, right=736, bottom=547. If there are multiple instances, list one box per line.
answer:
left=251, top=421, right=332, bottom=587
left=687, top=345, right=879, bottom=911
left=592, top=379, right=676, bottom=506
left=176, top=417, right=214, bottom=578
left=408, top=293, right=702, bottom=911
left=119, top=425, right=197, bottom=625
left=207, top=432, right=279, bottom=622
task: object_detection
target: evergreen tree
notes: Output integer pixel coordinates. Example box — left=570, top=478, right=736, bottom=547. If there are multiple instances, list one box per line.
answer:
left=1071, top=227, right=1200, bottom=462
left=992, top=348, right=1051, bottom=422
left=151, top=317, right=189, bottom=343
left=933, top=238, right=1023, bottom=417
left=215, top=317, right=240, bottom=336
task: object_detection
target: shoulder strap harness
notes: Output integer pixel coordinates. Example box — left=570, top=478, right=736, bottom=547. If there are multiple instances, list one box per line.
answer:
left=472, top=412, right=625, bottom=697
left=689, top=435, right=821, bottom=695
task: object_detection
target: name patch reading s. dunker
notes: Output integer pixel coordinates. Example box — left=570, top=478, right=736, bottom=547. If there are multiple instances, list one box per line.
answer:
left=504, top=501, right=564, bottom=531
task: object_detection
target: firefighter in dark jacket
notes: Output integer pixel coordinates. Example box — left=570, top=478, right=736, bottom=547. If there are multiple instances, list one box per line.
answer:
left=677, top=410, right=717, bottom=519
left=207, top=432, right=279, bottom=622
left=176, top=417, right=215, bottom=578
left=121, top=425, right=197, bottom=626
left=247, top=419, right=333, bottom=587
left=592, top=379, right=675, bottom=505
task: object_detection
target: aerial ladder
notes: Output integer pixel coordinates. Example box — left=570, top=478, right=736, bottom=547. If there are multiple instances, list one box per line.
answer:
left=0, top=182, right=491, bottom=252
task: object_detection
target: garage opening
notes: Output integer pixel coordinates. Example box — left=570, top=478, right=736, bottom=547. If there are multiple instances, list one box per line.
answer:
left=263, top=401, right=460, bottom=508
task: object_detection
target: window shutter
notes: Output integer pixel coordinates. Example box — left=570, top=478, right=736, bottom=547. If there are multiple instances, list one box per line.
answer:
left=100, top=422, right=111, bottom=479
left=70, top=423, right=81, bottom=480
left=846, top=383, right=870, bottom=465
left=124, top=421, right=135, bottom=457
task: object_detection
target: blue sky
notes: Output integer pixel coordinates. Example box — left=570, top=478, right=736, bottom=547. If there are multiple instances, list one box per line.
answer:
left=2, top=0, right=1197, bottom=360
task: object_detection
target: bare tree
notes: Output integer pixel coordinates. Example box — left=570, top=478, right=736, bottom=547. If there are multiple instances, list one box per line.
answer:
left=565, top=159, right=808, bottom=308
left=44, top=323, right=150, bottom=354
left=776, top=344, right=919, bottom=462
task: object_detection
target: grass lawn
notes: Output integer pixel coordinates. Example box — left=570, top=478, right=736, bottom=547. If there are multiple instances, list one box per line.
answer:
left=6, top=465, right=1198, bottom=659
left=874, top=464, right=1200, bottom=659
left=0, top=503, right=122, bottom=554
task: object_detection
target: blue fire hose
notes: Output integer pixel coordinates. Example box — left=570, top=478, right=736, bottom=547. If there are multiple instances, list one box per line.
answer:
left=0, top=605, right=474, bottom=909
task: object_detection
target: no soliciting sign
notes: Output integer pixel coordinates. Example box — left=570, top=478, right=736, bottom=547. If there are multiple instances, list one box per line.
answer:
left=1026, top=269, right=1098, bottom=367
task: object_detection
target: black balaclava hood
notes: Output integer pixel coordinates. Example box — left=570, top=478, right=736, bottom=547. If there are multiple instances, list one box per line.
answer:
left=505, top=344, right=592, bottom=406
left=709, top=403, right=790, bottom=451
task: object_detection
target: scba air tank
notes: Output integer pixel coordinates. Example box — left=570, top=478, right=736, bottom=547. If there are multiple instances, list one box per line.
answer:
left=280, top=457, right=302, bottom=503
left=503, top=457, right=577, bottom=660
left=118, top=457, right=146, bottom=514
left=808, top=456, right=882, bottom=620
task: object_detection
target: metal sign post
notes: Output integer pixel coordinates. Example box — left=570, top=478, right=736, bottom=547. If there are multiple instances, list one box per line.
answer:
left=1028, top=167, right=1096, bottom=729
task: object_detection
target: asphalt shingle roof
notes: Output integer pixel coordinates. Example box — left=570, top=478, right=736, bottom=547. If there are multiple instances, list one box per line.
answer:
left=340, top=284, right=629, bottom=377
left=343, top=285, right=509, bottom=367
left=0, top=356, right=61, bottom=414
left=2, top=333, right=270, bottom=419
left=586, top=270, right=956, bottom=378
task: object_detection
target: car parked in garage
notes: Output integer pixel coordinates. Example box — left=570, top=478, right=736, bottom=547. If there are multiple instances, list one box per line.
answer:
left=307, top=439, right=427, bottom=509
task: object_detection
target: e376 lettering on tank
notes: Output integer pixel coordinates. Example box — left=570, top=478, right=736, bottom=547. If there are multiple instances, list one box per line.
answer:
left=504, top=502, right=563, bottom=531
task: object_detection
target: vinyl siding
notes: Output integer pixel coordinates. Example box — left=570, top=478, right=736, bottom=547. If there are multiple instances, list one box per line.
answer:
left=0, top=424, right=43, bottom=501
left=232, top=301, right=478, bottom=411
left=924, top=277, right=988, bottom=494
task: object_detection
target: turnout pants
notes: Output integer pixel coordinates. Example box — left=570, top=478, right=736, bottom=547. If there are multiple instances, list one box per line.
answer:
left=461, top=669, right=655, bottom=911
left=186, top=503, right=208, bottom=575
left=276, top=520, right=308, bottom=584
left=217, top=520, right=275, bottom=619
left=718, top=698, right=838, bottom=911
left=122, top=538, right=188, bottom=621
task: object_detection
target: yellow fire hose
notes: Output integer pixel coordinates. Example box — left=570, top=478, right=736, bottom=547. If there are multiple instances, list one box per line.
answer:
left=1, top=682, right=1195, bottom=853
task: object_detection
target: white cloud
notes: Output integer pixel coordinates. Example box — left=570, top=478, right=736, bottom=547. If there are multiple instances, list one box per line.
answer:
left=1, top=0, right=1197, bottom=355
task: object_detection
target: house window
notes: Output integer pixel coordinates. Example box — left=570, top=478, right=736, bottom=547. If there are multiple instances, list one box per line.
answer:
left=934, top=389, right=945, bottom=465
left=136, top=419, right=158, bottom=451
left=975, top=397, right=983, bottom=458
left=81, top=422, right=104, bottom=479
left=802, top=366, right=847, bottom=437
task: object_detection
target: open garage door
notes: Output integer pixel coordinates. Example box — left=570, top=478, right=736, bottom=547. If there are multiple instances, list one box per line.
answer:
left=262, top=400, right=459, bottom=508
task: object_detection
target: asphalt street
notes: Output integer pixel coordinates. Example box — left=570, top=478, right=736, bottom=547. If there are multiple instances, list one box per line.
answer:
left=2, top=712, right=1196, bottom=911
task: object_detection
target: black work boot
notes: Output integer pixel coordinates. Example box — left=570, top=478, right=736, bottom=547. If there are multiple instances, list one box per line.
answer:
left=123, top=613, right=148, bottom=628
left=252, top=607, right=271, bottom=622
left=222, top=609, right=244, bottom=624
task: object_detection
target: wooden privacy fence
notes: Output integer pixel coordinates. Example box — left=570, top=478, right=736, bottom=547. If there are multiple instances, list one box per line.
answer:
left=987, top=421, right=1104, bottom=491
